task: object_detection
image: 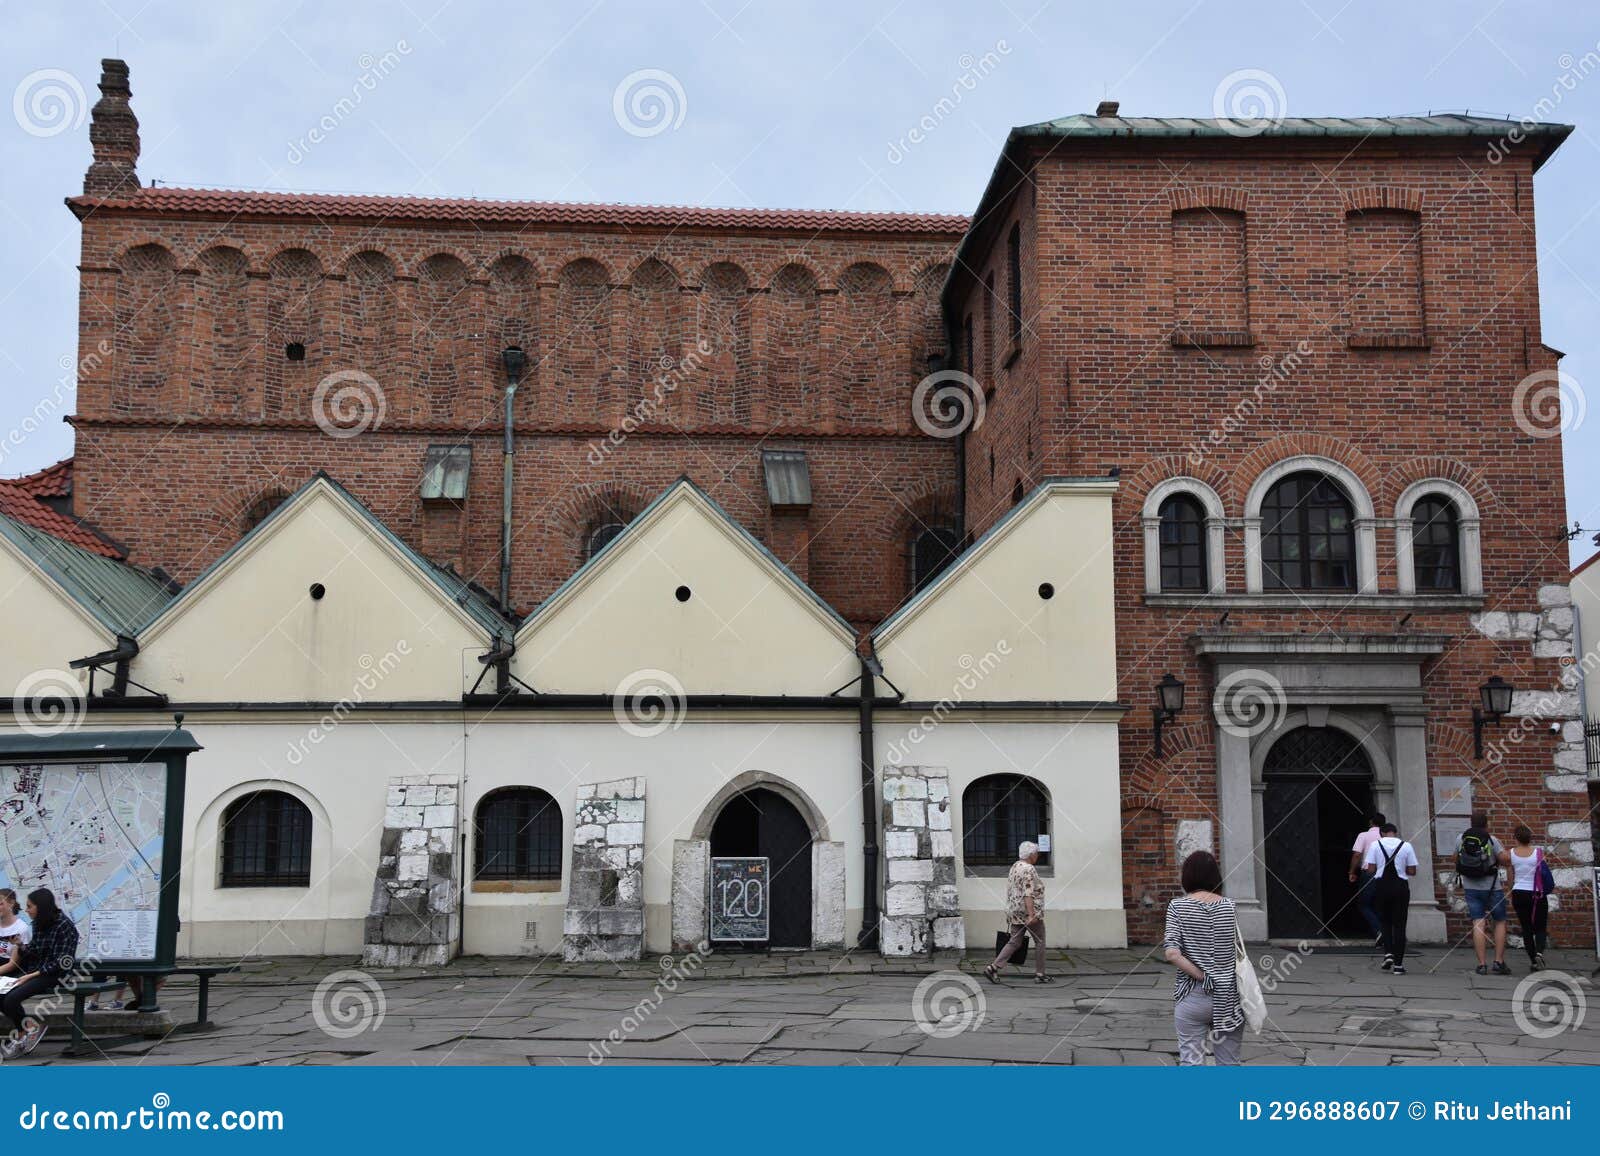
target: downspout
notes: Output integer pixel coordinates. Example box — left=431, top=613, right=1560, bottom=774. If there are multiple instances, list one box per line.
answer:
left=855, top=655, right=881, bottom=951
left=498, top=378, right=517, bottom=613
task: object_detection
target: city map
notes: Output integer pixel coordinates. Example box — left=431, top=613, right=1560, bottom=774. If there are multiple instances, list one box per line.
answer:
left=0, top=760, right=166, bottom=960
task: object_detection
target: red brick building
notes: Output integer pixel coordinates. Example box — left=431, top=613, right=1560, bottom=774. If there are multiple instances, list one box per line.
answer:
left=56, top=62, right=1592, bottom=945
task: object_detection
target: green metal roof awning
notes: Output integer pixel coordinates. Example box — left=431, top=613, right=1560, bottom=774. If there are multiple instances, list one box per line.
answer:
left=0, top=728, right=202, bottom=759
left=0, top=513, right=175, bottom=636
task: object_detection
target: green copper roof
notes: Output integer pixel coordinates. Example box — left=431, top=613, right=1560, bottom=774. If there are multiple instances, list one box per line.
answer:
left=0, top=513, right=175, bottom=636
left=1014, top=113, right=1571, bottom=151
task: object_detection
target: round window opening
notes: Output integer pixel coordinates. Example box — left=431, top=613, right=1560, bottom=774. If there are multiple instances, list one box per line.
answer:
left=1038, top=582, right=1055, bottom=600
left=674, top=585, right=691, bottom=602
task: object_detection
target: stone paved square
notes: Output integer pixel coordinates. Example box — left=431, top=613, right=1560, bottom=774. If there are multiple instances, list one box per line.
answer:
left=18, top=947, right=1598, bottom=1067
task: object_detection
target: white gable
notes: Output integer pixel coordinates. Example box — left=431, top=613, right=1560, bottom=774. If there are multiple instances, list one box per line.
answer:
left=137, top=480, right=491, bottom=701
left=0, top=537, right=110, bottom=694
left=874, top=480, right=1118, bottom=703
left=513, top=483, right=859, bottom=696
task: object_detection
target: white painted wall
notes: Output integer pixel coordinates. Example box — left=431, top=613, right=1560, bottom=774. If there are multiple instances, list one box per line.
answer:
left=0, top=539, right=111, bottom=694
left=136, top=483, right=489, bottom=703
left=876, top=482, right=1119, bottom=704
left=513, top=483, right=859, bottom=697
left=878, top=715, right=1127, bottom=948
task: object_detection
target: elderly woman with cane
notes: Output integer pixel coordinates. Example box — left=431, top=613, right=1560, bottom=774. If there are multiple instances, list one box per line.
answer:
left=983, top=841, right=1053, bottom=984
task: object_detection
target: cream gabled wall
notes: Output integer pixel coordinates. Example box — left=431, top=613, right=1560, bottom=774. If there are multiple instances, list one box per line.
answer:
left=136, top=484, right=489, bottom=702
left=1573, top=557, right=1600, bottom=716
left=514, top=486, right=859, bottom=696
left=0, top=541, right=111, bottom=692
left=875, top=481, right=1119, bottom=703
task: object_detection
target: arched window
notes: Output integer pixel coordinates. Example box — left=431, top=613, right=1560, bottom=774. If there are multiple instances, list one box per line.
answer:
left=1411, top=496, right=1460, bottom=592
left=911, top=526, right=960, bottom=592
left=1260, top=471, right=1356, bottom=591
left=474, top=788, right=562, bottom=881
left=1158, top=494, right=1207, bottom=591
left=962, top=775, right=1050, bottom=868
left=586, top=519, right=627, bottom=560
left=220, top=791, right=312, bottom=887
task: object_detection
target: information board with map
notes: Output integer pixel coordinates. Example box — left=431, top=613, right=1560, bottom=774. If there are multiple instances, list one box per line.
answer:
left=0, top=760, right=167, bottom=961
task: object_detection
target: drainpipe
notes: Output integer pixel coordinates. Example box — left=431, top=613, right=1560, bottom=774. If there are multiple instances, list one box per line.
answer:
left=856, top=654, right=881, bottom=951
left=498, top=347, right=526, bottom=613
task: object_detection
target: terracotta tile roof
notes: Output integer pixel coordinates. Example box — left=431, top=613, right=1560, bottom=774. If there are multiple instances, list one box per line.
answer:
left=0, top=480, right=121, bottom=558
left=14, top=457, right=72, bottom=498
left=68, top=186, right=971, bottom=235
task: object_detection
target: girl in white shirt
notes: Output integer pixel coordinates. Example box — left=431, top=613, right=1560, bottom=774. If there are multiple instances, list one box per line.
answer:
left=0, top=889, right=31, bottom=974
left=1507, top=825, right=1549, bottom=971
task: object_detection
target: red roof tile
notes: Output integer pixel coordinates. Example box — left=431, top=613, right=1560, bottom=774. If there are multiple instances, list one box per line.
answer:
left=14, top=457, right=72, bottom=498
left=0, top=481, right=121, bottom=558
left=68, top=186, right=971, bottom=235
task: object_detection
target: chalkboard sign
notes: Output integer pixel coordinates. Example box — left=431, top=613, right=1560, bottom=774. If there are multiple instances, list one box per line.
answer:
left=710, top=856, right=769, bottom=942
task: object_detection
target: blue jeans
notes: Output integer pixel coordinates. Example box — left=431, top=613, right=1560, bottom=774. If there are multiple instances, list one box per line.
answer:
left=1464, top=887, right=1507, bottom=922
left=1355, top=874, right=1383, bottom=939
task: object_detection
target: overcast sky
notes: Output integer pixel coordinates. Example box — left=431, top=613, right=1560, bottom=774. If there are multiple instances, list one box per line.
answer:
left=3, top=0, right=1596, bottom=564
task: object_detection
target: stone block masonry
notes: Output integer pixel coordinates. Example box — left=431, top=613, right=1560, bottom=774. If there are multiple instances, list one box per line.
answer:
left=362, top=774, right=461, bottom=967
left=563, top=778, right=647, bottom=961
left=880, top=765, right=962, bottom=956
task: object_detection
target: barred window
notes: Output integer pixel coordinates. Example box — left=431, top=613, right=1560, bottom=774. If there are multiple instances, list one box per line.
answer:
left=586, top=519, right=627, bottom=560
left=1158, top=494, right=1207, bottom=591
left=220, top=791, right=312, bottom=887
left=1261, top=471, right=1356, bottom=591
left=962, top=775, right=1050, bottom=868
left=1412, top=495, right=1460, bottom=592
left=474, top=788, right=562, bottom=881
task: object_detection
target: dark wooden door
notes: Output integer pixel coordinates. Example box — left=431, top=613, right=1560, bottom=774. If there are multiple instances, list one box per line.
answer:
left=1262, top=727, right=1376, bottom=940
left=710, top=788, right=813, bottom=948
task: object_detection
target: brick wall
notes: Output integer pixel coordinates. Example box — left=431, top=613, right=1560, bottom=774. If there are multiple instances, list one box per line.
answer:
left=956, top=136, right=1590, bottom=942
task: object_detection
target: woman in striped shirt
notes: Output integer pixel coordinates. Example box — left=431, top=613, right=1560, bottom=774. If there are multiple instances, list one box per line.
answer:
left=1162, top=850, right=1244, bottom=1066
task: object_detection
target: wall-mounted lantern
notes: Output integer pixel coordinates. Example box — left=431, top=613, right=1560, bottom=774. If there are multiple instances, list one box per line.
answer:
left=1153, top=672, right=1185, bottom=758
left=1473, top=675, right=1514, bottom=758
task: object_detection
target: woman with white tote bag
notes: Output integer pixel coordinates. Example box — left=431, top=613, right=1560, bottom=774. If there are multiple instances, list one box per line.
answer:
left=1163, top=850, right=1266, bottom=1065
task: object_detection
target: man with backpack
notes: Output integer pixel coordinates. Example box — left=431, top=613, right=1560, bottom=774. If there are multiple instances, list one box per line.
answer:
left=1456, top=811, right=1512, bottom=975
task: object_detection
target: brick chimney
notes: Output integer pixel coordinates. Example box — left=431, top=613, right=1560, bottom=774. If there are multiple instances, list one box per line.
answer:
left=83, top=58, right=140, bottom=197
left=1095, top=100, right=1120, bottom=117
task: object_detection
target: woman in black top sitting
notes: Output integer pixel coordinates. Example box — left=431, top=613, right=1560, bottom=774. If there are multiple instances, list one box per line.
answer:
left=0, top=888, right=79, bottom=1059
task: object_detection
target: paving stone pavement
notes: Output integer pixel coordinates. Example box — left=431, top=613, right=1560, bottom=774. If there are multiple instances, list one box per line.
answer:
left=14, top=947, right=1599, bottom=1066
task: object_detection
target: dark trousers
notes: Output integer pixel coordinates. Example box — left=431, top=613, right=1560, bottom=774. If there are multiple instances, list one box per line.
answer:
left=1355, top=875, right=1383, bottom=939
left=992, top=919, right=1046, bottom=976
left=1374, top=878, right=1409, bottom=966
left=1, top=974, right=60, bottom=1034
left=1511, top=890, right=1549, bottom=962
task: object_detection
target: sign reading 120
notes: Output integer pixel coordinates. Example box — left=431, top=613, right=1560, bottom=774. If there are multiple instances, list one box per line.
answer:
left=710, top=856, right=769, bottom=942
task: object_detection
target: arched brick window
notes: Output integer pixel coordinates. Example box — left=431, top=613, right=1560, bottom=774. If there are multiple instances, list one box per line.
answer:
left=1345, top=209, right=1424, bottom=343
left=1410, top=495, right=1461, bottom=593
left=1158, top=494, right=1208, bottom=592
left=1171, top=207, right=1248, bottom=343
left=1261, top=471, right=1357, bottom=591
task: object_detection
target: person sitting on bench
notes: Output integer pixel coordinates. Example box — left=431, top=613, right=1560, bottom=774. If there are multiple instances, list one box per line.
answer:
left=0, top=889, right=79, bottom=1059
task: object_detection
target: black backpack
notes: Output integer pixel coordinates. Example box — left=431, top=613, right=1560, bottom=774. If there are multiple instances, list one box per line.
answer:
left=1455, top=829, right=1497, bottom=878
